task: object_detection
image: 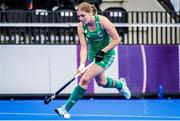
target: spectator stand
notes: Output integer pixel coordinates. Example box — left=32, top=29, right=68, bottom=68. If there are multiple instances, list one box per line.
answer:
left=103, top=7, right=128, bottom=42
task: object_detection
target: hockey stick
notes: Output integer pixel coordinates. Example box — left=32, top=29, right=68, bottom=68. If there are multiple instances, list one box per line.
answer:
left=44, top=61, right=95, bottom=104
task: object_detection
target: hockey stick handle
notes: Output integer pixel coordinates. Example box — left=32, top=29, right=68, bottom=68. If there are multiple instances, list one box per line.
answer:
left=54, top=60, right=95, bottom=95
left=74, top=60, right=95, bottom=78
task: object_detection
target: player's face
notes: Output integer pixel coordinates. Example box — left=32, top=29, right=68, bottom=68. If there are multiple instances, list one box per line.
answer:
left=77, top=11, right=91, bottom=24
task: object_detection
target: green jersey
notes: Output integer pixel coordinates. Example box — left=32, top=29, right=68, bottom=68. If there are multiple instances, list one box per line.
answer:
left=83, top=15, right=115, bottom=61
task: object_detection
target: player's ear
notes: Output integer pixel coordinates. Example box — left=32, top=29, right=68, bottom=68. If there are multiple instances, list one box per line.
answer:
left=89, top=11, right=94, bottom=16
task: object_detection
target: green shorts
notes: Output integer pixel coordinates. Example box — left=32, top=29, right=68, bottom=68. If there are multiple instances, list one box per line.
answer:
left=89, top=53, right=115, bottom=70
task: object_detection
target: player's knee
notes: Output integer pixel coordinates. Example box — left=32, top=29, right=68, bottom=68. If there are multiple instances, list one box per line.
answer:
left=80, top=76, right=89, bottom=86
left=95, top=79, right=106, bottom=87
left=99, top=81, right=106, bottom=86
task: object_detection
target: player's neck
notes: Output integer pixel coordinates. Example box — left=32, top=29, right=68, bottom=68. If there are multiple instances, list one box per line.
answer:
left=88, top=16, right=95, bottom=27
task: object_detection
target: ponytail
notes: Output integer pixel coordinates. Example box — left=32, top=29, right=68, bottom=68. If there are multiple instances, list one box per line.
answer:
left=91, top=5, right=97, bottom=15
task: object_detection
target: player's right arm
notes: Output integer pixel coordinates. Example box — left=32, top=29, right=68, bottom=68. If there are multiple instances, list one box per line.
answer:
left=77, top=22, right=88, bottom=72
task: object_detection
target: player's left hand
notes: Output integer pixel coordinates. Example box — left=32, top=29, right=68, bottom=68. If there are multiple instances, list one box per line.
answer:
left=95, top=51, right=105, bottom=62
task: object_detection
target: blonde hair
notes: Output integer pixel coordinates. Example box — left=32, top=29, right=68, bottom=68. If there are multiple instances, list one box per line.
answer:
left=76, top=2, right=97, bottom=16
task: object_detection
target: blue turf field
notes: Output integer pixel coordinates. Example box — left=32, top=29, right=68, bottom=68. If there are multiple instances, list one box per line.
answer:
left=0, top=99, right=180, bottom=120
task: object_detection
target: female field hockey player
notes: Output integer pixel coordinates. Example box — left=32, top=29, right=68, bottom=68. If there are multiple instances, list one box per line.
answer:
left=55, top=2, right=131, bottom=118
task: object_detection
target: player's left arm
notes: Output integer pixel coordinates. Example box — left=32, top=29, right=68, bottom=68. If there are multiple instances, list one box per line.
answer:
left=99, top=15, right=122, bottom=53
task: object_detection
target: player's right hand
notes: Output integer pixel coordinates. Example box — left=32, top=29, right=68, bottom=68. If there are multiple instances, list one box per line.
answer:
left=77, top=63, right=85, bottom=74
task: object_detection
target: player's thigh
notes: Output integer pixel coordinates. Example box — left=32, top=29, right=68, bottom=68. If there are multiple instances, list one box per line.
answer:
left=81, top=63, right=105, bottom=82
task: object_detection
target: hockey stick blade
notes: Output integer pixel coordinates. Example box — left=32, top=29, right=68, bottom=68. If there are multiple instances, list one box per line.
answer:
left=44, top=77, right=75, bottom=105
left=44, top=94, right=55, bottom=104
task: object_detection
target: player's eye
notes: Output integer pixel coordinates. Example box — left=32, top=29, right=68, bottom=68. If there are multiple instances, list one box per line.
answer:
left=78, top=15, right=85, bottom=18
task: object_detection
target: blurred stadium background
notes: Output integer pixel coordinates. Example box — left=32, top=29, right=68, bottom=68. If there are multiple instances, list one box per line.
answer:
left=0, top=0, right=179, bottom=99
